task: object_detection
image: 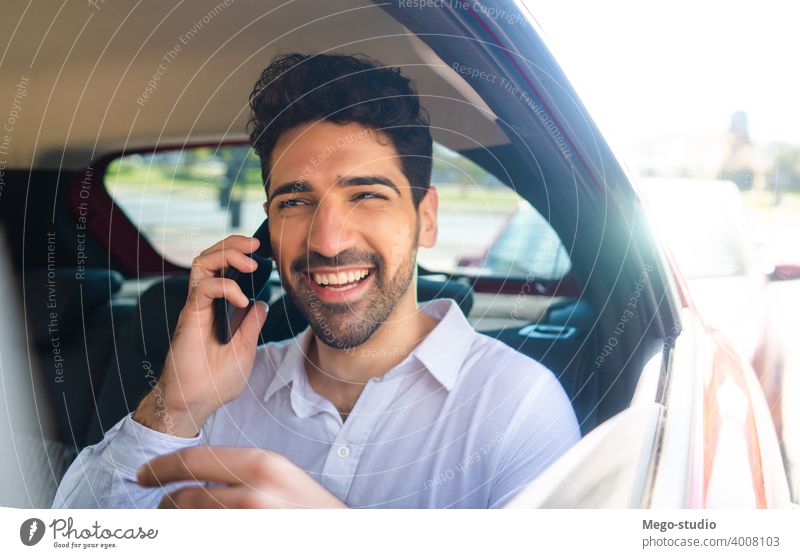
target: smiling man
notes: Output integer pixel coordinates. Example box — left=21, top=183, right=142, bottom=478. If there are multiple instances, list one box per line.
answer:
left=53, top=53, right=580, bottom=509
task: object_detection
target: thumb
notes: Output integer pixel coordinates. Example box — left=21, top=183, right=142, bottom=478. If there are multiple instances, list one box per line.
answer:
left=236, top=300, right=269, bottom=347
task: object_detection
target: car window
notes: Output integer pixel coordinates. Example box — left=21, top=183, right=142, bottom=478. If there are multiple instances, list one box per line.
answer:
left=473, top=202, right=571, bottom=280
left=105, top=145, right=264, bottom=267
left=106, top=144, right=571, bottom=280
left=639, top=180, right=748, bottom=279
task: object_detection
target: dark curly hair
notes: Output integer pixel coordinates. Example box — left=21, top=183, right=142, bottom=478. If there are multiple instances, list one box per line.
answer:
left=247, top=53, right=433, bottom=208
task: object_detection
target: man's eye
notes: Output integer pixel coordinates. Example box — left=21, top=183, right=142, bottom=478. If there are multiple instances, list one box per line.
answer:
left=277, top=199, right=305, bottom=209
left=354, top=192, right=387, bottom=201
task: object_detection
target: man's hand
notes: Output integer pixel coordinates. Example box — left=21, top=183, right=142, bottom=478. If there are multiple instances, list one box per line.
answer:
left=133, top=235, right=270, bottom=437
left=136, top=447, right=348, bottom=509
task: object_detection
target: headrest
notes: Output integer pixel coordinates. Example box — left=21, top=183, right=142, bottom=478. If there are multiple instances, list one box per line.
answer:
left=22, top=268, right=123, bottom=348
left=129, top=275, right=189, bottom=362
left=131, top=273, right=273, bottom=362
left=417, top=277, right=474, bottom=316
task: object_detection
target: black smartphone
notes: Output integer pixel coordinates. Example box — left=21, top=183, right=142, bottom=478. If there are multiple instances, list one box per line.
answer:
left=213, top=219, right=272, bottom=344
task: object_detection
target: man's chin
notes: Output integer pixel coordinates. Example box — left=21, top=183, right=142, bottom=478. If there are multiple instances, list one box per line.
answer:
left=282, top=259, right=413, bottom=351
left=304, top=300, right=381, bottom=349
left=309, top=316, right=380, bottom=350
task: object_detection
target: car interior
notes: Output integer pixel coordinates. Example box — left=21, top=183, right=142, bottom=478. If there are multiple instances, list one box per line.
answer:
left=0, top=1, right=679, bottom=503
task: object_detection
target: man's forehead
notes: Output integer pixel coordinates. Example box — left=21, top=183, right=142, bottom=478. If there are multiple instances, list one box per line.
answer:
left=269, top=122, right=406, bottom=187
left=278, top=119, right=368, bottom=144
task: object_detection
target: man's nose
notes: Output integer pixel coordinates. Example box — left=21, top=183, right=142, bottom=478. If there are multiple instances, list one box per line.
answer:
left=307, top=199, right=357, bottom=257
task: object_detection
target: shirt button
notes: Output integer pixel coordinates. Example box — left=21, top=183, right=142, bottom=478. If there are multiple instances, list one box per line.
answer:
left=336, top=445, right=350, bottom=458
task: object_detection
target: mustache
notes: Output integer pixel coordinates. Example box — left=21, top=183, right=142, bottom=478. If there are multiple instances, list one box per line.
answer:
left=291, top=249, right=382, bottom=273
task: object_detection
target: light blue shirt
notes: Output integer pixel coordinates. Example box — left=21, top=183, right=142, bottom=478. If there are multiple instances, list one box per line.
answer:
left=53, top=298, right=580, bottom=508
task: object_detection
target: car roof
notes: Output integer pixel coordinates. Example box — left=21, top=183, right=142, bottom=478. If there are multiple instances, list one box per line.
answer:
left=1, top=0, right=508, bottom=170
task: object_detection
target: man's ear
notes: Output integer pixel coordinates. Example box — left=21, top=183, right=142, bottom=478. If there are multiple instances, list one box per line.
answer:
left=417, top=185, right=438, bottom=249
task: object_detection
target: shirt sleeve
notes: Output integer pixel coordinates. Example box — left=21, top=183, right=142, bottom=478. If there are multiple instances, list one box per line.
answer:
left=488, top=370, right=582, bottom=509
left=51, top=413, right=206, bottom=509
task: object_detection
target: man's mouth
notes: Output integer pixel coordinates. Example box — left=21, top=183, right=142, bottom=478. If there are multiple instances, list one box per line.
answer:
left=306, top=267, right=374, bottom=292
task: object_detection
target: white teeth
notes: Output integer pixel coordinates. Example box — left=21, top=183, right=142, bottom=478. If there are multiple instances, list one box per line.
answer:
left=326, top=283, right=359, bottom=292
left=311, top=269, right=370, bottom=286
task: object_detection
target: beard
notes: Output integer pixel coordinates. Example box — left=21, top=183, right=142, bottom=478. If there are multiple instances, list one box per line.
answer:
left=281, top=241, right=418, bottom=350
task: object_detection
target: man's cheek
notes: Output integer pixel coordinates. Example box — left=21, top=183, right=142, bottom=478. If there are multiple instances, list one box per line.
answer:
left=270, top=241, right=289, bottom=278
left=270, top=253, right=283, bottom=278
left=387, top=222, right=414, bottom=276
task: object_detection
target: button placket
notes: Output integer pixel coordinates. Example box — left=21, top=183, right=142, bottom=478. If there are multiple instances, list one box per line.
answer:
left=319, top=372, right=406, bottom=502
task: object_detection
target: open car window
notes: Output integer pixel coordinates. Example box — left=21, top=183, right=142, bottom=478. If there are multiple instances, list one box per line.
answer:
left=105, top=145, right=264, bottom=267
left=106, top=143, right=571, bottom=281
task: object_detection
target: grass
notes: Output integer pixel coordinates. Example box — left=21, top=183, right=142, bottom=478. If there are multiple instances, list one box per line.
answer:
left=434, top=184, right=521, bottom=213
left=742, top=190, right=800, bottom=213
left=106, top=164, right=263, bottom=189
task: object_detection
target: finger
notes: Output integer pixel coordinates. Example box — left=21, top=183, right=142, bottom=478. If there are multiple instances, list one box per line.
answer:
left=199, top=235, right=260, bottom=258
left=185, top=277, right=250, bottom=311
left=234, top=301, right=269, bottom=348
left=137, top=446, right=287, bottom=487
left=189, top=248, right=258, bottom=284
left=159, top=485, right=276, bottom=509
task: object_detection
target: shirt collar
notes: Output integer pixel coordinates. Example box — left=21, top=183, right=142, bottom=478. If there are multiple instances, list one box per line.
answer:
left=407, top=298, right=475, bottom=391
left=262, top=325, right=314, bottom=406
left=262, top=298, right=475, bottom=408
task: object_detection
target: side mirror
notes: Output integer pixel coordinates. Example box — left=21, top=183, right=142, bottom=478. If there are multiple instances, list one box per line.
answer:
left=769, top=263, right=800, bottom=282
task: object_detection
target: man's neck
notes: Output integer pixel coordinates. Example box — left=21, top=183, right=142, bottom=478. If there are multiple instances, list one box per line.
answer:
left=304, top=297, right=440, bottom=418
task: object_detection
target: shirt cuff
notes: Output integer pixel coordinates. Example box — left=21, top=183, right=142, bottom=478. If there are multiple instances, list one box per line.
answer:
left=100, top=413, right=204, bottom=479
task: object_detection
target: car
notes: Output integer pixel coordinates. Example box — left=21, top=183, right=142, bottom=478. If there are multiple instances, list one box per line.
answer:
left=464, top=178, right=798, bottom=442
left=638, top=178, right=798, bottom=440
left=0, top=0, right=792, bottom=508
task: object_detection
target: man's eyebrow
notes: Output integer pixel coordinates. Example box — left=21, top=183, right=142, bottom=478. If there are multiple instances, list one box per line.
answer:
left=335, top=175, right=401, bottom=197
left=267, top=180, right=312, bottom=208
